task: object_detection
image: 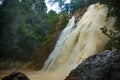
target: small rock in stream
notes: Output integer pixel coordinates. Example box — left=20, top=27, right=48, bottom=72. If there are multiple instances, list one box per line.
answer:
left=2, top=71, right=30, bottom=80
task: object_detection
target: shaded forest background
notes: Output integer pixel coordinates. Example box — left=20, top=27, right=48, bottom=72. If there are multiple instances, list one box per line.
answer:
left=0, top=0, right=119, bottom=70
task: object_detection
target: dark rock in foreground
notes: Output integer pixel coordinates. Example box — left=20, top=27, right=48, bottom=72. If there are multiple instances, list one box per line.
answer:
left=2, top=71, right=29, bottom=80
left=65, top=50, right=120, bottom=80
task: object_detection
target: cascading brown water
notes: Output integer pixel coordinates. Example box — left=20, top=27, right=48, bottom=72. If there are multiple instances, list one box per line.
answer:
left=29, top=3, right=115, bottom=80
left=42, top=16, right=76, bottom=70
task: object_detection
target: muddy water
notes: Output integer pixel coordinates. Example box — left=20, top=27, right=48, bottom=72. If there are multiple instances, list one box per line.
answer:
left=0, top=70, right=65, bottom=80
left=0, top=70, right=40, bottom=80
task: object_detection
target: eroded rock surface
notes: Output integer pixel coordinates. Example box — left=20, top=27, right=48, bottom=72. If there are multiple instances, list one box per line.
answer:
left=65, top=50, right=120, bottom=80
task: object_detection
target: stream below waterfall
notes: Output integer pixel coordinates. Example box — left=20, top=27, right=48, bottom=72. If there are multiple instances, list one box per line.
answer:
left=0, top=3, right=115, bottom=80
left=0, top=70, right=67, bottom=80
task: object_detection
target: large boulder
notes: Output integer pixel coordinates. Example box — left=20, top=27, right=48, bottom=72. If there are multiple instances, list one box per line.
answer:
left=65, top=50, right=120, bottom=80
left=2, top=71, right=29, bottom=80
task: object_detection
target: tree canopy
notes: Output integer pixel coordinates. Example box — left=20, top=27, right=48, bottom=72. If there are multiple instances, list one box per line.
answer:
left=0, top=0, right=59, bottom=62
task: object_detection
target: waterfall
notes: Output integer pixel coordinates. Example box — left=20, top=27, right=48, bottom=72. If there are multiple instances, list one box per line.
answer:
left=29, top=3, right=115, bottom=80
left=43, top=16, right=76, bottom=70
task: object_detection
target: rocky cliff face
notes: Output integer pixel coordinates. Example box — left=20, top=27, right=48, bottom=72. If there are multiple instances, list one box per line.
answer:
left=65, top=50, right=120, bottom=80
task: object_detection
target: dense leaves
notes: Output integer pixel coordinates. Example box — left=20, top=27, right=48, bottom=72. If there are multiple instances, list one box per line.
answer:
left=0, top=0, right=59, bottom=62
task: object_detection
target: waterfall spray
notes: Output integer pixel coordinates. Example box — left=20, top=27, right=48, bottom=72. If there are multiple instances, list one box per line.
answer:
left=43, top=3, right=115, bottom=72
left=42, top=16, right=76, bottom=70
left=29, top=3, right=115, bottom=80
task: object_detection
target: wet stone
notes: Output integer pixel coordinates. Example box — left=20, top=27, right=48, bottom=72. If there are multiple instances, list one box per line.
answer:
left=65, top=50, right=120, bottom=80
left=2, top=71, right=30, bottom=80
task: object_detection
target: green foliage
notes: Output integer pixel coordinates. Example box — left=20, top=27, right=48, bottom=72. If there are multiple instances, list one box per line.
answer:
left=0, top=60, right=30, bottom=70
left=58, top=15, right=69, bottom=30
left=0, top=0, right=60, bottom=62
left=70, top=0, right=86, bottom=12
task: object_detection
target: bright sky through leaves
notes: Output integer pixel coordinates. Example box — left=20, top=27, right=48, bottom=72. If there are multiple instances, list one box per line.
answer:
left=0, top=1, right=2, bottom=4
left=45, top=0, right=71, bottom=13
